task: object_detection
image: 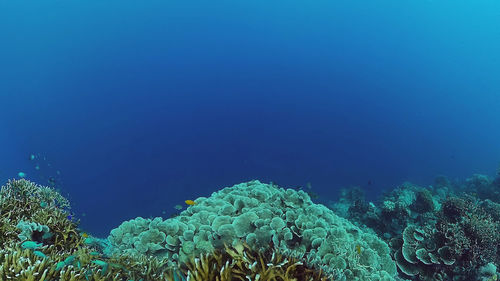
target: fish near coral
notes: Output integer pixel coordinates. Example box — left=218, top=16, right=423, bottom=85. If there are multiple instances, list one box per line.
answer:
left=21, top=241, right=42, bottom=250
left=356, top=244, right=362, bottom=255
left=185, top=200, right=196, bottom=206
left=92, top=260, right=109, bottom=274
left=33, top=250, right=47, bottom=258
left=56, top=261, right=66, bottom=270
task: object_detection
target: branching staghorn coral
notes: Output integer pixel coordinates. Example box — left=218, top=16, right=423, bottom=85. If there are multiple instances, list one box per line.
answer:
left=0, top=179, right=140, bottom=280
left=0, top=244, right=118, bottom=281
left=0, top=179, right=80, bottom=250
left=179, top=241, right=335, bottom=281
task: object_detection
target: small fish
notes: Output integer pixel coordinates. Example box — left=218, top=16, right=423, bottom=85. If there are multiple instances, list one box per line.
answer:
left=67, top=214, right=73, bottom=220
left=35, top=165, right=40, bottom=170
left=82, top=232, right=89, bottom=238
left=18, top=172, right=26, bottom=178
left=92, top=260, right=109, bottom=274
left=306, top=182, right=312, bottom=189
left=33, top=250, right=47, bottom=258
left=29, top=154, right=35, bottom=161
left=356, top=244, right=362, bottom=255
left=21, top=241, right=42, bottom=250
left=92, top=260, right=108, bottom=267
left=185, top=200, right=196, bottom=206
left=174, top=204, right=183, bottom=210
left=56, top=261, right=66, bottom=271
left=64, top=255, right=75, bottom=265
left=48, top=177, right=56, bottom=186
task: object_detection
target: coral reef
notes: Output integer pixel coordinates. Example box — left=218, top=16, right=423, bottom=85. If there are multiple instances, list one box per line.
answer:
left=0, top=179, right=78, bottom=250
left=331, top=173, right=500, bottom=281
left=330, top=181, right=443, bottom=241
left=3, top=168, right=500, bottom=281
left=465, top=174, right=500, bottom=204
left=109, top=180, right=397, bottom=280
left=0, top=179, right=180, bottom=280
left=392, top=195, right=500, bottom=280
left=0, top=179, right=343, bottom=280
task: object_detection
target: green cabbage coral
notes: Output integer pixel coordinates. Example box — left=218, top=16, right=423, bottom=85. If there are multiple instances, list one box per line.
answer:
left=109, top=180, right=397, bottom=280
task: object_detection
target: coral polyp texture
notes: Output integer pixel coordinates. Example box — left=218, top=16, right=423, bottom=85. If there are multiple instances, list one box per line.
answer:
left=109, top=180, right=397, bottom=280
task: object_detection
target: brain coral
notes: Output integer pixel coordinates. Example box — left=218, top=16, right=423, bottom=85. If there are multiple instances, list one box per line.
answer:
left=109, top=180, right=397, bottom=280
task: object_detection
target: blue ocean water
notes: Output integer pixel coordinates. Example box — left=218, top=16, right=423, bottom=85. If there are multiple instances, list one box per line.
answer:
left=0, top=0, right=499, bottom=237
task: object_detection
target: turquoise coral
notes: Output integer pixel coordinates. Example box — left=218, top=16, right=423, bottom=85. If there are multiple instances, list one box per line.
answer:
left=109, top=180, right=397, bottom=280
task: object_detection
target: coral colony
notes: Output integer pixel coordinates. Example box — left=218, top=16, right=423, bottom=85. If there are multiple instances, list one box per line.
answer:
left=1, top=171, right=499, bottom=280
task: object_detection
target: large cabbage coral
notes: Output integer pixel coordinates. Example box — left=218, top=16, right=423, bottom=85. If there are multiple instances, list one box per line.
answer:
left=109, top=180, right=397, bottom=281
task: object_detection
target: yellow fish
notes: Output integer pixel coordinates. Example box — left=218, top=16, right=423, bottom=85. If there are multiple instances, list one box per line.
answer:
left=82, top=233, right=89, bottom=238
left=185, top=200, right=196, bottom=206
left=356, top=244, right=362, bottom=255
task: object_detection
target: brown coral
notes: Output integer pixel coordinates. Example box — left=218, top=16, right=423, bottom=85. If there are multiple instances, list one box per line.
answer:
left=179, top=242, right=334, bottom=281
left=0, top=244, right=118, bottom=281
